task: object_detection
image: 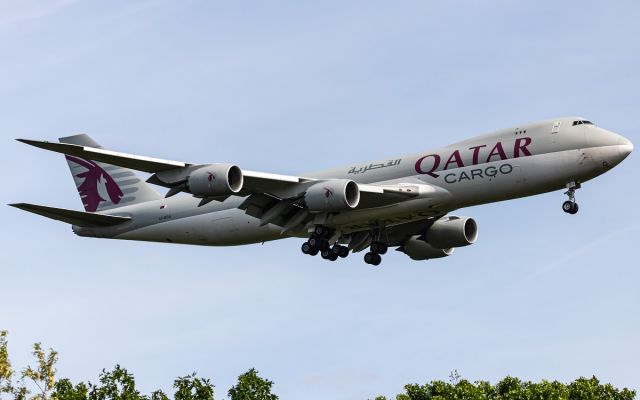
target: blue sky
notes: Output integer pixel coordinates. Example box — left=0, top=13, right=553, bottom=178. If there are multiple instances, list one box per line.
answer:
left=1, top=1, right=638, bottom=399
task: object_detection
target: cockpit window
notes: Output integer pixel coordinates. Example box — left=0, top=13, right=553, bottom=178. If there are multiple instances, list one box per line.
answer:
left=572, top=120, right=594, bottom=126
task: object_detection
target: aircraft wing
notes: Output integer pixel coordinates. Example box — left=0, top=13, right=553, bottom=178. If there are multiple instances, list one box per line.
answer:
left=238, top=181, right=449, bottom=233
left=17, top=137, right=449, bottom=233
left=17, top=137, right=426, bottom=198
left=17, top=138, right=314, bottom=194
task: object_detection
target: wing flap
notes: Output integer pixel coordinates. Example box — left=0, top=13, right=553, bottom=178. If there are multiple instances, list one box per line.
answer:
left=9, top=203, right=131, bottom=227
left=357, top=183, right=448, bottom=209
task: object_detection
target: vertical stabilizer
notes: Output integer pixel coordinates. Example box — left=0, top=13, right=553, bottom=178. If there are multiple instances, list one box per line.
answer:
left=59, top=134, right=161, bottom=212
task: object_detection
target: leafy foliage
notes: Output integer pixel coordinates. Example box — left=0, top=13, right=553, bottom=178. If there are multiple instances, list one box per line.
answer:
left=171, top=373, right=214, bottom=400
left=374, top=374, right=636, bottom=400
left=22, top=343, right=58, bottom=400
left=52, top=380, right=89, bottom=400
left=53, top=368, right=215, bottom=400
left=1, top=331, right=636, bottom=400
left=86, top=365, right=144, bottom=400
left=0, top=331, right=15, bottom=397
left=1, top=331, right=58, bottom=400
left=227, top=369, right=277, bottom=400
left=1, top=331, right=13, bottom=394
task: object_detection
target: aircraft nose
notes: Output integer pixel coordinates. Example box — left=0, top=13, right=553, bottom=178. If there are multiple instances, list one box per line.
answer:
left=617, top=135, right=633, bottom=160
left=589, top=128, right=633, bottom=169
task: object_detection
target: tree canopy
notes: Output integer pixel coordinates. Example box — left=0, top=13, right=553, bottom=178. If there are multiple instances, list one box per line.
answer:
left=1, top=330, right=635, bottom=400
left=373, top=375, right=636, bottom=400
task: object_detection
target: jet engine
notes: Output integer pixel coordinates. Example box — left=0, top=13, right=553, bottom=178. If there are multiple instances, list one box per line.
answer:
left=304, top=179, right=360, bottom=212
left=401, top=235, right=454, bottom=260
left=426, top=216, right=478, bottom=249
left=186, top=164, right=244, bottom=197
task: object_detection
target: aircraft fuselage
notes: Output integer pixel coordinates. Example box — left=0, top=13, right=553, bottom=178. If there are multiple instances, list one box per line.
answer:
left=72, top=117, right=632, bottom=246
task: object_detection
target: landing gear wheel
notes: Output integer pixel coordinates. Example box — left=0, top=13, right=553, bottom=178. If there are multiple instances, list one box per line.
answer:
left=321, top=249, right=338, bottom=261
left=370, top=241, right=388, bottom=255
left=301, top=242, right=312, bottom=254
left=314, top=225, right=329, bottom=237
left=570, top=202, right=579, bottom=214
left=562, top=201, right=579, bottom=214
left=364, top=252, right=374, bottom=264
left=331, top=245, right=350, bottom=259
left=364, top=252, right=382, bottom=266
left=308, top=237, right=319, bottom=247
left=339, top=246, right=350, bottom=258
left=301, top=242, right=319, bottom=256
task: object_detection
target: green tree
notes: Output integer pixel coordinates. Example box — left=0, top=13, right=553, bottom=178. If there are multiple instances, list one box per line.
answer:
left=227, top=369, right=277, bottom=400
left=86, top=365, right=145, bottom=400
left=54, top=370, right=215, bottom=400
left=21, top=343, right=58, bottom=400
left=1, top=331, right=15, bottom=398
left=52, top=380, right=89, bottom=400
left=376, top=375, right=637, bottom=400
left=567, top=376, right=636, bottom=400
left=3, top=330, right=637, bottom=400
left=172, top=373, right=214, bottom=400
left=1, top=331, right=57, bottom=400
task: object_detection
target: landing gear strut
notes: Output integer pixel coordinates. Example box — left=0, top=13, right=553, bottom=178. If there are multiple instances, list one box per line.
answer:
left=562, top=182, right=581, bottom=215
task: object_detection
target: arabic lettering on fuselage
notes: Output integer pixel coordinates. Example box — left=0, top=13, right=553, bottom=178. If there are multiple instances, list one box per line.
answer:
left=415, top=137, right=532, bottom=178
left=348, top=159, right=402, bottom=175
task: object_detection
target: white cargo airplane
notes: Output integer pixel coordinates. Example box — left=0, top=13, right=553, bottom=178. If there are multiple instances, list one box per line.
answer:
left=11, top=117, right=633, bottom=265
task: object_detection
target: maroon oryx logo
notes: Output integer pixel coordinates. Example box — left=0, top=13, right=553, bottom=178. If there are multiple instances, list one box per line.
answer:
left=65, top=155, right=123, bottom=212
left=207, top=172, right=215, bottom=182
left=324, top=187, right=333, bottom=198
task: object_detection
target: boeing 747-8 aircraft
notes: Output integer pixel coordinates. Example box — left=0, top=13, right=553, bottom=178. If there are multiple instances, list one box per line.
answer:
left=11, top=117, right=633, bottom=265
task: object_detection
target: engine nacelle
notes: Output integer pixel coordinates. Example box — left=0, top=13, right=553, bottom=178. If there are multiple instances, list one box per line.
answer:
left=186, top=164, right=244, bottom=197
left=402, top=236, right=454, bottom=260
left=426, top=216, right=478, bottom=249
left=304, top=180, right=360, bottom=212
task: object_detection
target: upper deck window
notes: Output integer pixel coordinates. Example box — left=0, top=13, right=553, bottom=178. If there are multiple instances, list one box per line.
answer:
left=572, top=120, right=594, bottom=126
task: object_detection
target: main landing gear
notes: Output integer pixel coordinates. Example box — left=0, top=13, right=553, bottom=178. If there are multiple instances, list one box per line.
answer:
left=301, top=226, right=390, bottom=265
left=301, top=226, right=349, bottom=262
left=364, top=241, right=388, bottom=266
left=562, top=182, right=581, bottom=215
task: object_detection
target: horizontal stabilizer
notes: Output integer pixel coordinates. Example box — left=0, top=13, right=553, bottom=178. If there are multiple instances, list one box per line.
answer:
left=9, top=203, right=131, bottom=227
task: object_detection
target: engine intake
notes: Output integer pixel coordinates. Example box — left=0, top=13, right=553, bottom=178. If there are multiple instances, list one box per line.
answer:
left=186, top=164, right=244, bottom=197
left=402, top=236, right=454, bottom=260
left=427, top=216, right=478, bottom=249
left=304, top=180, right=360, bottom=212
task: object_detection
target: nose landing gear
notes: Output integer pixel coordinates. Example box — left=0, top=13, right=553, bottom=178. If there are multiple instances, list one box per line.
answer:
left=562, top=182, right=581, bottom=214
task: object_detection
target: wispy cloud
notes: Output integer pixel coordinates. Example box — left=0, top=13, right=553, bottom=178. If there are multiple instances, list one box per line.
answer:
left=526, top=224, right=640, bottom=280
left=0, top=0, right=78, bottom=28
